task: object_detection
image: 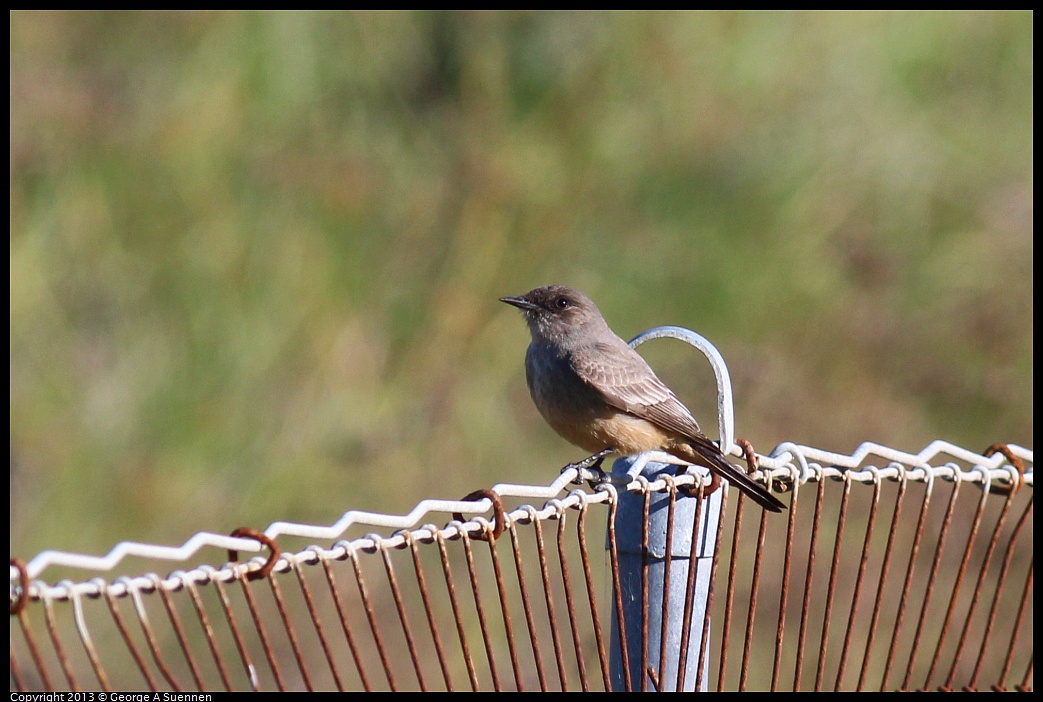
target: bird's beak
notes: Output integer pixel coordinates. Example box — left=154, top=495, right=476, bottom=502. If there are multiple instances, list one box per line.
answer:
left=500, top=295, right=539, bottom=311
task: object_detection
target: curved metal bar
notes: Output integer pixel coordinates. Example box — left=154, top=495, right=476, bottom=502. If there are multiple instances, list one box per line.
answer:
left=628, top=325, right=735, bottom=454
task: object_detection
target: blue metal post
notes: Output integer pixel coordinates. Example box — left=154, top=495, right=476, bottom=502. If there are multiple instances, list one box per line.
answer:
left=609, top=456, right=722, bottom=691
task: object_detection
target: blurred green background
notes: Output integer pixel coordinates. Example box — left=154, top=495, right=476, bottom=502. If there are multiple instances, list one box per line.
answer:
left=10, top=11, right=1032, bottom=564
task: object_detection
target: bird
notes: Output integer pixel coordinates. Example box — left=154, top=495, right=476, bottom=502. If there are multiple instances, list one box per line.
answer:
left=501, top=284, right=785, bottom=512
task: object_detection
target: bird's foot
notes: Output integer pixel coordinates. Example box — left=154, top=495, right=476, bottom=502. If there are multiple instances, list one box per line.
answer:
left=561, top=448, right=614, bottom=485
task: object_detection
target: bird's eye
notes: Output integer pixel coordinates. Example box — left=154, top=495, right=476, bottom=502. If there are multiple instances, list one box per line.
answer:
left=555, top=297, right=570, bottom=310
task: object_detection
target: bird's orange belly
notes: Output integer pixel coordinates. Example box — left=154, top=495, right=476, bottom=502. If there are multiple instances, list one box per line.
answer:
left=543, top=404, right=675, bottom=456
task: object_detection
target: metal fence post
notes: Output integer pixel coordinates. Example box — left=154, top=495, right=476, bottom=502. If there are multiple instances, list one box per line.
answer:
left=609, top=455, right=723, bottom=691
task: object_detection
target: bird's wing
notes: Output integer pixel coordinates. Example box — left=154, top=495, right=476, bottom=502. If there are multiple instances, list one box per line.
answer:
left=571, top=340, right=706, bottom=439
left=572, top=339, right=787, bottom=512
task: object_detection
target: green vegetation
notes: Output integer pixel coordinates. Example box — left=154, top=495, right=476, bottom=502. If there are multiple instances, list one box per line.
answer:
left=10, top=11, right=1032, bottom=562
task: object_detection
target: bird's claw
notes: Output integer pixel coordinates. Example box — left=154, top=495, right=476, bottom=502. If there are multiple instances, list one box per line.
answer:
left=561, top=448, right=614, bottom=486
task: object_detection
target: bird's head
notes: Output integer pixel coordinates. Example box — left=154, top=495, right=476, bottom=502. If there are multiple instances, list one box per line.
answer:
left=500, top=285, right=606, bottom=346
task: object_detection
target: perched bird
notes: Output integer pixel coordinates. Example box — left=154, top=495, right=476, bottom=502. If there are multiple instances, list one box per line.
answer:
left=501, top=285, right=785, bottom=512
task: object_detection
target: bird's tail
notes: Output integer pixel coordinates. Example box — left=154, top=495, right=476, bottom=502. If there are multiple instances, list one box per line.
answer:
left=683, top=437, right=787, bottom=513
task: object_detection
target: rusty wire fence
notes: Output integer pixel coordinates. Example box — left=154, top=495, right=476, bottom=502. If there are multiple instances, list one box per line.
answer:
left=9, top=439, right=1033, bottom=692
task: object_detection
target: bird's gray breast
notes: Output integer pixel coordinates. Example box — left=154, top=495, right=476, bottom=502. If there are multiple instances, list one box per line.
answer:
left=524, top=342, right=602, bottom=420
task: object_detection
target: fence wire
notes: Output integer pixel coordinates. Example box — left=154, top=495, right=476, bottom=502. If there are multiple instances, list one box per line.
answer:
left=9, top=440, right=1033, bottom=692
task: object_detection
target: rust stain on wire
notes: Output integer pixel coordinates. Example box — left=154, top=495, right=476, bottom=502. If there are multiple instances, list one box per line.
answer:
left=576, top=497, right=612, bottom=690
left=605, top=487, right=634, bottom=693
left=815, top=472, right=852, bottom=691
left=674, top=473, right=705, bottom=692
left=103, top=581, right=160, bottom=690
left=717, top=481, right=741, bottom=691
left=183, top=569, right=235, bottom=691
left=378, top=538, right=426, bottom=691
left=925, top=474, right=991, bottom=687
left=320, top=546, right=372, bottom=691
left=152, top=574, right=206, bottom=690
left=130, top=578, right=185, bottom=691
left=455, top=489, right=507, bottom=541
left=833, top=468, right=882, bottom=691
left=771, top=469, right=801, bottom=691
left=739, top=484, right=770, bottom=691
left=656, top=476, right=677, bottom=690
left=348, top=545, right=397, bottom=691
left=42, top=588, right=79, bottom=691
left=291, top=552, right=345, bottom=691
left=10, top=560, right=29, bottom=616
left=699, top=484, right=728, bottom=693
left=227, top=527, right=280, bottom=582
left=506, top=513, right=548, bottom=691
left=640, top=480, right=652, bottom=692
left=404, top=531, right=454, bottom=691
left=483, top=519, right=524, bottom=690
left=459, top=523, right=502, bottom=691
left=531, top=508, right=567, bottom=690
left=944, top=486, right=1016, bottom=690
left=235, top=564, right=285, bottom=690
left=793, top=471, right=827, bottom=690
left=984, top=444, right=1025, bottom=496
left=268, top=571, right=313, bottom=691
left=882, top=465, right=935, bottom=690
left=857, top=468, right=908, bottom=691
left=554, top=505, right=589, bottom=691
left=212, top=567, right=261, bottom=690
left=68, top=583, right=108, bottom=691
left=901, top=474, right=962, bottom=690
left=725, top=442, right=771, bottom=692
left=10, top=559, right=52, bottom=691
left=434, top=528, right=480, bottom=691
left=995, top=508, right=1034, bottom=690
left=14, top=604, right=52, bottom=691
